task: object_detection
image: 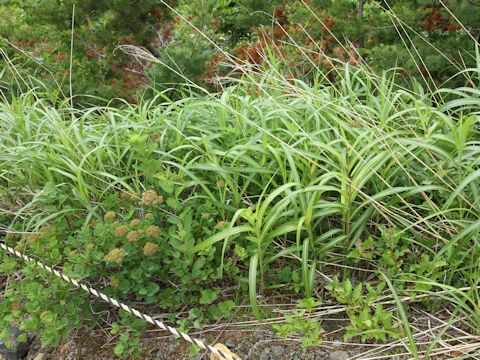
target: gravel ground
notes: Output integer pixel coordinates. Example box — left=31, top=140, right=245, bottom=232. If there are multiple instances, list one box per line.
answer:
left=24, top=328, right=359, bottom=360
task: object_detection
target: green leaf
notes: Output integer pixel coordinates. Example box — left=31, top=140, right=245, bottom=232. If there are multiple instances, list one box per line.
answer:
left=114, top=342, right=125, bottom=356
left=249, top=254, right=261, bottom=319
left=199, top=289, right=219, bottom=305
left=192, top=225, right=252, bottom=253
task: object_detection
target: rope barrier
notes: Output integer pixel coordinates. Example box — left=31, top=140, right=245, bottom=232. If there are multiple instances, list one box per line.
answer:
left=0, top=241, right=240, bottom=360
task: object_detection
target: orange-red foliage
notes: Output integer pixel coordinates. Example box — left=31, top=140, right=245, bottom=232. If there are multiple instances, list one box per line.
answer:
left=152, top=7, right=163, bottom=21
left=422, top=6, right=459, bottom=32
left=274, top=8, right=284, bottom=18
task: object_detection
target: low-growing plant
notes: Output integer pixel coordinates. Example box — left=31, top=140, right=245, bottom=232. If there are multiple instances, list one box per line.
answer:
left=273, top=297, right=324, bottom=347
left=326, top=278, right=402, bottom=342
left=110, top=312, right=147, bottom=358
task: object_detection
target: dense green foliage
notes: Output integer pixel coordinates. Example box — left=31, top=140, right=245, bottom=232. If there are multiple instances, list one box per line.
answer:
left=1, top=0, right=479, bottom=103
left=293, top=0, right=480, bottom=84
left=1, top=62, right=479, bottom=355
left=1, top=1, right=480, bottom=358
left=0, top=0, right=175, bottom=100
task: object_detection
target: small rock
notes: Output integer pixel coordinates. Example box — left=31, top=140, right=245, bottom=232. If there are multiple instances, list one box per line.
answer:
left=0, top=327, right=34, bottom=360
left=33, top=353, right=45, bottom=360
left=271, top=345, right=285, bottom=357
left=236, top=344, right=247, bottom=356
left=258, top=347, right=271, bottom=360
left=259, top=351, right=270, bottom=360
left=329, top=350, right=349, bottom=360
left=331, top=341, right=343, bottom=349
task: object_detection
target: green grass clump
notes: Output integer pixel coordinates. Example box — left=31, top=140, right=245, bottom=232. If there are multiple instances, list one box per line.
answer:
left=0, top=63, right=479, bottom=356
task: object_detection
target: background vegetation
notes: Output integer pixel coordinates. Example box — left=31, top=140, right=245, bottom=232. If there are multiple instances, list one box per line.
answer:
left=2, top=0, right=480, bottom=102
left=0, top=0, right=479, bottom=358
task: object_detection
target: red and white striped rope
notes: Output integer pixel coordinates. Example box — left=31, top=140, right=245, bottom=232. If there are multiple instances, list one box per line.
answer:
left=0, top=241, right=239, bottom=360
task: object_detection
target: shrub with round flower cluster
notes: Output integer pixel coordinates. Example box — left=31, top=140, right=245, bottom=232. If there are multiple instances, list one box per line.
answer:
left=0, top=184, right=240, bottom=356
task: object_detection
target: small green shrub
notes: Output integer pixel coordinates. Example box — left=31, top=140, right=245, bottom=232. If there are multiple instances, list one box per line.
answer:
left=111, top=313, right=146, bottom=358
left=326, top=278, right=402, bottom=342
left=273, top=298, right=324, bottom=347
